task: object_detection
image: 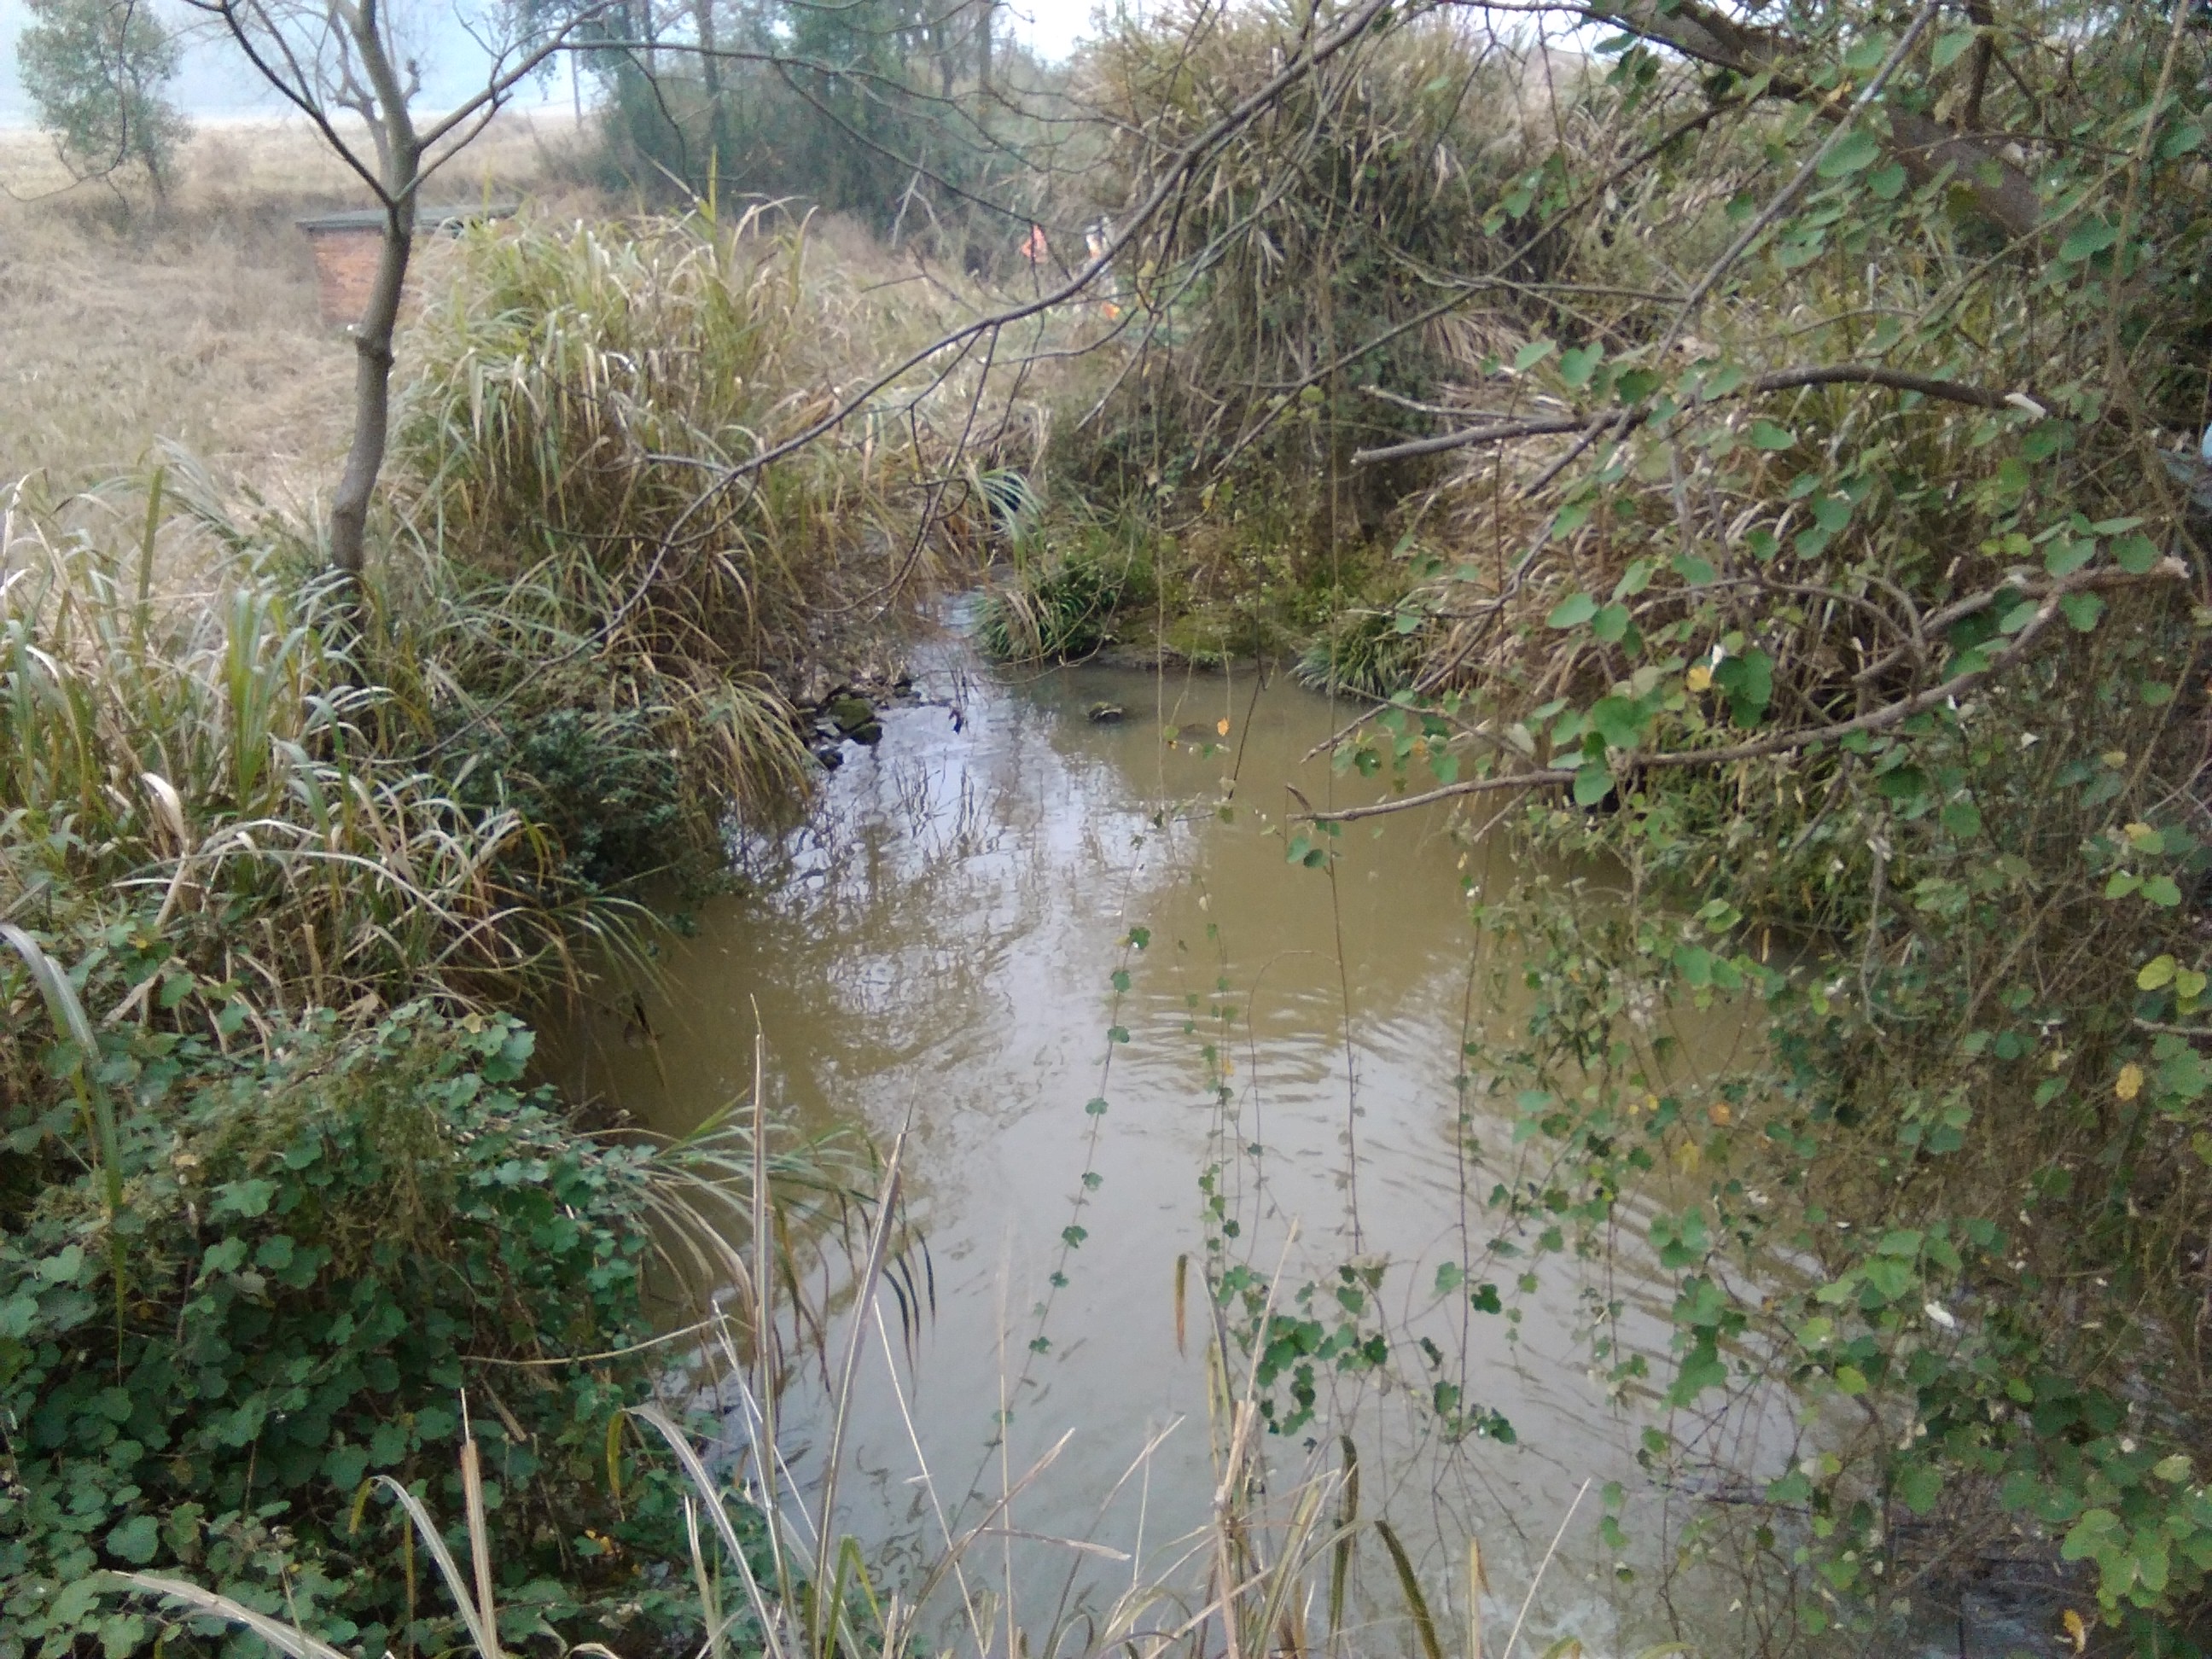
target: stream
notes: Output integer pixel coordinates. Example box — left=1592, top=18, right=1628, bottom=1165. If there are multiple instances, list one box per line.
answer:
left=547, top=626, right=1810, bottom=1654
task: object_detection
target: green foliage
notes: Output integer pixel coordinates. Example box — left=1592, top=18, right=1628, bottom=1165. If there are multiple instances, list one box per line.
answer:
left=1158, top=1, right=2212, bottom=1649
left=975, top=531, right=1152, bottom=662
left=0, top=1001, right=751, bottom=1657
left=16, top=0, right=189, bottom=200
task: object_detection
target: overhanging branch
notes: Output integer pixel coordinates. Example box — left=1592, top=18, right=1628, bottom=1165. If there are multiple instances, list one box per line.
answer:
left=1586, top=0, right=2046, bottom=242
left=1291, top=559, right=2189, bottom=824
left=1351, top=363, right=2042, bottom=467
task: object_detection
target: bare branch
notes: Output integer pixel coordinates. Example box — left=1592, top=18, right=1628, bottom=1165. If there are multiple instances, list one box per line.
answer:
left=1293, top=561, right=2191, bottom=824
left=1352, top=364, right=2041, bottom=468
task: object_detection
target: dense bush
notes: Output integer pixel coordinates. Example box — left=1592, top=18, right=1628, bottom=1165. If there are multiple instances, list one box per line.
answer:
left=1224, top=2, right=2212, bottom=1650
left=1068, top=5, right=1540, bottom=528
left=0, top=1002, right=750, bottom=1657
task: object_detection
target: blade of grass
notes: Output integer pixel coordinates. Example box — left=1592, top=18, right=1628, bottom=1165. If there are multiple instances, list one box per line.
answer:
left=95, top=1574, right=353, bottom=1659
left=1376, top=1518, right=1443, bottom=1659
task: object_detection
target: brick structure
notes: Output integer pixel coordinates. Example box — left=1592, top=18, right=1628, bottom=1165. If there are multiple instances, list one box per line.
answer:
left=297, top=206, right=516, bottom=328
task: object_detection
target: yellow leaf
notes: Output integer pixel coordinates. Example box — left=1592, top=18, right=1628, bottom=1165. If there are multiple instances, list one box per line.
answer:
left=2063, top=1609, right=2087, bottom=1654
left=2116, top=1062, right=2145, bottom=1102
left=1216, top=718, right=1231, bottom=736
left=1685, top=665, right=1713, bottom=693
left=1708, top=1103, right=1732, bottom=1126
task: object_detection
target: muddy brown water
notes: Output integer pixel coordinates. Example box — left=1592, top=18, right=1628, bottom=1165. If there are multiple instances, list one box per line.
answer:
left=547, top=629, right=1798, bottom=1653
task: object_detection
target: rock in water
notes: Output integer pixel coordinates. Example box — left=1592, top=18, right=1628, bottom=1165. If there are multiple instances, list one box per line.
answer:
left=827, top=693, right=876, bottom=734
left=1087, top=701, right=1126, bottom=724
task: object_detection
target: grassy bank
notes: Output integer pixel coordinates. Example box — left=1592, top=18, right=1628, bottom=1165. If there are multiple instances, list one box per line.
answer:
left=0, top=195, right=966, bottom=1653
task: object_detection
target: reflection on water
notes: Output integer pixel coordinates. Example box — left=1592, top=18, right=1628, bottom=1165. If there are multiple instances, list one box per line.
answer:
left=547, top=632, right=1782, bottom=1651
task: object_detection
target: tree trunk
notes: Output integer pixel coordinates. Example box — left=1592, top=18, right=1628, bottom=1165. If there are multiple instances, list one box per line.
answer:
left=976, top=0, right=992, bottom=91
left=328, top=0, right=421, bottom=581
left=693, top=0, right=728, bottom=188
left=329, top=189, right=416, bottom=579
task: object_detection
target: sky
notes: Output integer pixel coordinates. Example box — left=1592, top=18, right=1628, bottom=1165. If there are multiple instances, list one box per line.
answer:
left=0, top=0, right=1100, bottom=126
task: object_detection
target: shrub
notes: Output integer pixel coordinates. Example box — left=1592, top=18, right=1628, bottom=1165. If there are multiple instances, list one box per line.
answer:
left=0, top=1001, right=759, bottom=1658
left=1294, top=608, right=1424, bottom=699
left=1068, top=5, right=1539, bottom=532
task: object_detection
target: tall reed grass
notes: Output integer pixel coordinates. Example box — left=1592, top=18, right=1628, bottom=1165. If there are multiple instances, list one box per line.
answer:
left=0, top=474, right=608, bottom=1053
left=365, top=206, right=997, bottom=880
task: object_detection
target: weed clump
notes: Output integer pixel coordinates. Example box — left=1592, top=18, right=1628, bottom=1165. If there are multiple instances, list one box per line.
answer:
left=389, top=207, right=969, bottom=885
left=975, top=527, right=1154, bottom=662
left=1294, top=608, right=1425, bottom=699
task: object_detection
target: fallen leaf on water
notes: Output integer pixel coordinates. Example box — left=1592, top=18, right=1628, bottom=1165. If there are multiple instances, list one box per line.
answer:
left=1217, top=718, right=1231, bottom=736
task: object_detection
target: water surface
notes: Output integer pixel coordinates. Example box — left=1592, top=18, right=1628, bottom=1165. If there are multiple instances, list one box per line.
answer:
left=549, top=636, right=1775, bottom=1650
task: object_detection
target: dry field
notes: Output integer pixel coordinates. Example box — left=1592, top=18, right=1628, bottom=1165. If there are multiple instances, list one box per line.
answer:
left=0, top=108, right=597, bottom=504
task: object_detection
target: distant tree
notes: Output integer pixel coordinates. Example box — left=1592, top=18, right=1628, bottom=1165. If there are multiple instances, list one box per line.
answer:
left=17, top=0, right=191, bottom=201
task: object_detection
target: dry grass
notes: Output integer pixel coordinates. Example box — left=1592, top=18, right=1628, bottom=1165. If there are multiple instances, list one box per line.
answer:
left=0, top=108, right=598, bottom=502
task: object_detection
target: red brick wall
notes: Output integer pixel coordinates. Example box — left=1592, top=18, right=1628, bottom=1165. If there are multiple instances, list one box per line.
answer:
left=306, top=227, right=385, bottom=327
left=306, top=228, right=446, bottom=329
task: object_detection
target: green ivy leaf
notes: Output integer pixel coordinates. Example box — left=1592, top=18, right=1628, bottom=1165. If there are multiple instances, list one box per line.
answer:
left=2061, top=592, right=2106, bottom=632
left=106, top=1514, right=160, bottom=1566
left=1930, top=26, right=1977, bottom=70
left=1589, top=696, right=1647, bottom=750
left=1748, top=419, right=1795, bottom=451
left=1895, top=1463, right=1945, bottom=1516
left=1816, top=129, right=1882, bottom=178
left=2058, top=218, right=2118, bottom=263
left=2044, top=535, right=2094, bottom=578
left=1668, top=1341, right=1728, bottom=1405
left=2111, top=533, right=2162, bottom=573
left=1548, top=592, right=1598, bottom=629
